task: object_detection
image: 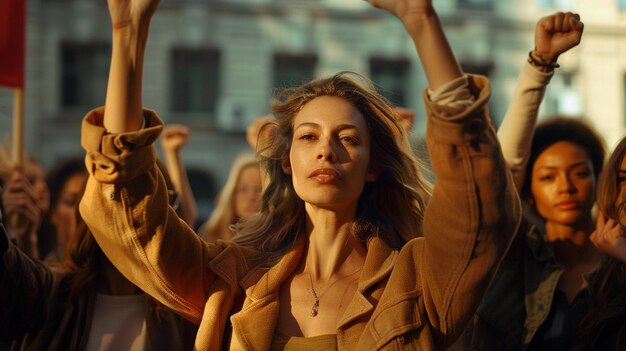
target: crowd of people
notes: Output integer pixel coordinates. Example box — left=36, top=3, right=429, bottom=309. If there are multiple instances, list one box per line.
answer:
left=1, top=0, right=626, bottom=350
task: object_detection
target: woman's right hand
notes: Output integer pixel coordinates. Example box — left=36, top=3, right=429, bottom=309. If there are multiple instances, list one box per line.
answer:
left=534, top=12, right=583, bottom=65
left=104, top=0, right=160, bottom=133
left=591, top=212, right=626, bottom=263
left=367, top=0, right=434, bottom=28
left=107, top=0, right=160, bottom=30
left=367, top=0, right=462, bottom=90
left=161, top=124, right=190, bottom=154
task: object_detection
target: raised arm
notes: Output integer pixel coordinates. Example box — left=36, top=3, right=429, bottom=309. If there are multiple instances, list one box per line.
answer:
left=498, top=12, right=583, bottom=189
left=370, top=0, right=522, bottom=347
left=369, top=0, right=462, bottom=90
left=160, top=124, right=198, bottom=227
left=80, top=0, right=248, bottom=327
left=103, top=0, right=159, bottom=133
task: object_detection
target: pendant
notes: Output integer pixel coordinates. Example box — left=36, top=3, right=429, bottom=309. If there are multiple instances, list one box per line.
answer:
left=311, top=299, right=319, bottom=317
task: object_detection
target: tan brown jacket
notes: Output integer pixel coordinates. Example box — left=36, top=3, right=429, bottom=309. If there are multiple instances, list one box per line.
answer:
left=79, top=76, right=520, bottom=350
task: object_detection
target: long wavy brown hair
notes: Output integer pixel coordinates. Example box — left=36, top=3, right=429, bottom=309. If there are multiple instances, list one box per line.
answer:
left=576, top=137, right=626, bottom=350
left=233, top=71, right=432, bottom=266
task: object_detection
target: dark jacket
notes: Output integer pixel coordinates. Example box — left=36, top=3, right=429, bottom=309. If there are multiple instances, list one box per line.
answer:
left=577, top=271, right=626, bottom=351
left=470, top=222, right=571, bottom=350
left=0, top=224, right=197, bottom=351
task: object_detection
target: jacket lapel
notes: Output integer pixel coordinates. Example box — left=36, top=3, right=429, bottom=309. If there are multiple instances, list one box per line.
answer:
left=523, top=227, right=563, bottom=344
left=230, top=236, right=397, bottom=349
left=337, top=236, right=397, bottom=328
left=230, top=238, right=305, bottom=350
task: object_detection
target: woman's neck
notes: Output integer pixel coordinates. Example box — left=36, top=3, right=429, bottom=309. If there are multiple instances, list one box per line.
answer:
left=304, top=204, right=366, bottom=281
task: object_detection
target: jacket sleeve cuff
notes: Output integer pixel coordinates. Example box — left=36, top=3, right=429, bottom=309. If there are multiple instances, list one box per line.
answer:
left=522, top=60, right=555, bottom=85
left=81, top=107, right=163, bottom=183
left=427, top=75, right=475, bottom=113
left=425, top=74, right=491, bottom=144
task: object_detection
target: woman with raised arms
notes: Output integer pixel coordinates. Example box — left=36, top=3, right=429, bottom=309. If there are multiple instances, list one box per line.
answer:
left=79, top=0, right=520, bottom=349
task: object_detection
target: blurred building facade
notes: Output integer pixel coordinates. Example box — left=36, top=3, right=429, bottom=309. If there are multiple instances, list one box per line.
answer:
left=2, top=0, right=626, bottom=221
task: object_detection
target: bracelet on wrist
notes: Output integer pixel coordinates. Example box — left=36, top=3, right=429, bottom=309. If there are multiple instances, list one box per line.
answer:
left=528, top=51, right=560, bottom=69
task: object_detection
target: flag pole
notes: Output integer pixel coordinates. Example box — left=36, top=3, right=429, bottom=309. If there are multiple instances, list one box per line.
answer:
left=12, top=87, right=24, bottom=165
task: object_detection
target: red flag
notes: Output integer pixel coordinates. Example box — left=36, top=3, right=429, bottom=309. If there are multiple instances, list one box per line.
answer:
left=0, top=0, right=26, bottom=88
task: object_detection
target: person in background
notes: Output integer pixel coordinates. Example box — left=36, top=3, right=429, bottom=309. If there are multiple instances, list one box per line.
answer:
left=0, top=156, right=50, bottom=259
left=38, top=157, right=87, bottom=263
left=475, top=116, right=604, bottom=351
left=246, top=114, right=278, bottom=155
left=0, top=167, right=198, bottom=351
left=160, top=123, right=198, bottom=227
left=467, top=12, right=607, bottom=351
left=199, top=153, right=262, bottom=242
left=574, top=136, right=626, bottom=350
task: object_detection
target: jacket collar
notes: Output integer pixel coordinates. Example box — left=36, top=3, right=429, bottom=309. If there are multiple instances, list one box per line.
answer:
left=338, top=236, right=398, bottom=328
left=241, top=235, right=397, bottom=300
left=230, top=237, right=305, bottom=351
left=244, top=236, right=306, bottom=300
left=359, top=236, right=397, bottom=291
left=525, top=225, right=555, bottom=263
left=232, top=235, right=398, bottom=349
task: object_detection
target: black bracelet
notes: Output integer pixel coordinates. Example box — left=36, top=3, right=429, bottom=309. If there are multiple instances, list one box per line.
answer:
left=528, top=51, right=560, bottom=69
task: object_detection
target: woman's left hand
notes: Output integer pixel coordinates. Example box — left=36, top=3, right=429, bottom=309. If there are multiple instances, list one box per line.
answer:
left=367, top=0, right=434, bottom=26
left=107, top=0, right=160, bottom=30
left=591, top=212, right=626, bottom=263
left=534, top=12, right=584, bottom=64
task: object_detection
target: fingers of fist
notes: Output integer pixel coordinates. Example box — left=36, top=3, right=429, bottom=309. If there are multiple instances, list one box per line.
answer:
left=539, top=12, right=583, bottom=34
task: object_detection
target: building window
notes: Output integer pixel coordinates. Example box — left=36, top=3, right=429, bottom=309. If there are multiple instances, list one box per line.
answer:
left=369, top=57, right=411, bottom=107
left=555, top=73, right=582, bottom=115
left=272, top=53, right=317, bottom=90
left=61, top=42, right=110, bottom=110
left=171, top=48, right=221, bottom=117
left=541, top=72, right=581, bottom=117
left=187, top=167, right=217, bottom=230
left=461, top=61, right=494, bottom=78
left=539, top=0, right=574, bottom=9
left=461, top=61, right=497, bottom=121
left=458, top=0, right=492, bottom=9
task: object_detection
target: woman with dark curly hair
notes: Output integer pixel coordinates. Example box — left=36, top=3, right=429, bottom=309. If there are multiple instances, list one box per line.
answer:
left=468, top=116, right=606, bottom=351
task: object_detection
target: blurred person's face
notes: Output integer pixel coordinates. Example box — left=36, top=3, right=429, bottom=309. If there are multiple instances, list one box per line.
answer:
left=530, top=141, right=596, bottom=227
left=50, top=173, right=86, bottom=247
left=615, top=154, right=626, bottom=226
left=24, top=161, right=50, bottom=214
left=233, top=165, right=262, bottom=219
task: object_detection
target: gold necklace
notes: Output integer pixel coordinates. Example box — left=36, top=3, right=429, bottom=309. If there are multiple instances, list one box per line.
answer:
left=306, top=263, right=362, bottom=317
